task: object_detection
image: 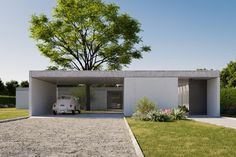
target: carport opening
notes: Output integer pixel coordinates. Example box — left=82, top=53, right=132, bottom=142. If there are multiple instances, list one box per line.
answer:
left=178, top=79, right=207, bottom=115
left=57, top=84, right=124, bottom=112
left=30, top=76, right=124, bottom=116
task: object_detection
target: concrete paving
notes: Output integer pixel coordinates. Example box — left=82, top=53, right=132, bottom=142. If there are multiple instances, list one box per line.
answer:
left=0, top=113, right=136, bottom=157
left=190, top=116, right=236, bottom=129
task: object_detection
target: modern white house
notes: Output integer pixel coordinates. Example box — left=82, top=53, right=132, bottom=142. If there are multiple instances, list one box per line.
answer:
left=28, top=70, right=220, bottom=116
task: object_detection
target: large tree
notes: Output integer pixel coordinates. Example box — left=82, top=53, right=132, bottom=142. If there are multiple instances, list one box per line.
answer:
left=20, top=81, right=29, bottom=88
left=221, top=60, right=236, bottom=88
left=30, top=0, right=151, bottom=110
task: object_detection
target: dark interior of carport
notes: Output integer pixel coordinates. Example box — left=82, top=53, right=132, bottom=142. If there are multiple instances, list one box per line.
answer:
left=178, top=79, right=207, bottom=115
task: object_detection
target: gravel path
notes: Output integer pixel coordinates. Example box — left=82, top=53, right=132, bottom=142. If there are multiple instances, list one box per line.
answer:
left=0, top=114, right=136, bottom=157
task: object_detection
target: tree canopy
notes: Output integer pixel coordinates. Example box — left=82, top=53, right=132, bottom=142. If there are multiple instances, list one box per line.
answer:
left=20, top=81, right=29, bottom=87
left=30, top=0, right=150, bottom=70
left=221, top=60, right=236, bottom=88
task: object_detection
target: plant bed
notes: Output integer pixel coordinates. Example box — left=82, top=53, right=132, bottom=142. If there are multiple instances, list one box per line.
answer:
left=132, top=97, right=188, bottom=122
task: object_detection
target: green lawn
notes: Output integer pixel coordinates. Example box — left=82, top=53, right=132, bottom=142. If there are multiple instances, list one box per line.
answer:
left=127, top=118, right=236, bottom=157
left=0, top=108, right=29, bottom=120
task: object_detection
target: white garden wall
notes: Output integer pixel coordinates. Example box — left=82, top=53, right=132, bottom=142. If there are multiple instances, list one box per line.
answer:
left=16, top=88, right=29, bottom=109
left=123, top=77, right=178, bottom=116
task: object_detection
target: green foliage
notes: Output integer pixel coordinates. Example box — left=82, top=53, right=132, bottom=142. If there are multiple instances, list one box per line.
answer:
left=220, top=60, right=236, bottom=88
left=172, top=108, right=187, bottom=120
left=20, top=81, right=29, bottom=87
left=136, top=97, right=156, bottom=114
left=71, top=86, right=94, bottom=109
left=220, top=88, right=236, bottom=115
left=146, top=110, right=159, bottom=121
left=29, top=0, right=151, bottom=71
left=0, top=79, right=6, bottom=95
left=147, top=109, right=175, bottom=122
left=132, top=111, right=150, bottom=121
left=71, top=87, right=86, bottom=109
left=133, top=97, right=187, bottom=122
left=46, top=65, right=60, bottom=71
left=0, top=95, right=15, bottom=105
left=5, top=80, right=19, bottom=96
left=156, top=110, right=175, bottom=122
left=178, top=105, right=189, bottom=113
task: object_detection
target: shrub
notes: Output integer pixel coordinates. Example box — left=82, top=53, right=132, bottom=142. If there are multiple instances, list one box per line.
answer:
left=178, top=105, right=189, bottom=113
left=172, top=108, right=187, bottom=120
left=136, top=97, right=156, bottom=114
left=133, top=111, right=150, bottom=121
left=156, top=109, right=175, bottom=122
left=0, top=95, right=15, bottom=105
left=132, top=97, right=187, bottom=122
left=147, top=109, right=175, bottom=122
left=147, top=110, right=159, bottom=121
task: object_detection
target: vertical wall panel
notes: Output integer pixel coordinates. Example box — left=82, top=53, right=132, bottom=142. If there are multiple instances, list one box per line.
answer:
left=207, top=78, right=220, bottom=116
left=30, top=78, right=56, bottom=116
left=124, top=77, right=178, bottom=116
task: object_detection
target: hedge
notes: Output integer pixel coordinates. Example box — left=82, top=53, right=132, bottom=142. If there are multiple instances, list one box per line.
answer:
left=221, top=88, right=236, bottom=115
left=0, top=95, right=15, bottom=105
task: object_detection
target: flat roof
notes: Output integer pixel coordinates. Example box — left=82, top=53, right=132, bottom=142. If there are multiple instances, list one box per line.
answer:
left=30, top=70, right=219, bottom=85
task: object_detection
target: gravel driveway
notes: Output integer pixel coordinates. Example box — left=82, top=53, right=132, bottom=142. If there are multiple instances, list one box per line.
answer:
left=0, top=114, right=136, bottom=157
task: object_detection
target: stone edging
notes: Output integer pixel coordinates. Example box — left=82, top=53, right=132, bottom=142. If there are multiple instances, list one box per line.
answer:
left=123, top=117, right=144, bottom=157
left=0, top=117, right=29, bottom=123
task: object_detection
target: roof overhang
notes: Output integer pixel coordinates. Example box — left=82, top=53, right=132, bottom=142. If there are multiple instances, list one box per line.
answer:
left=30, top=70, right=220, bottom=85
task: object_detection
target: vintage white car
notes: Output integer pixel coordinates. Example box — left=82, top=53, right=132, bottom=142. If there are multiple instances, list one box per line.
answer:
left=52, top=95, right=80, bottom=115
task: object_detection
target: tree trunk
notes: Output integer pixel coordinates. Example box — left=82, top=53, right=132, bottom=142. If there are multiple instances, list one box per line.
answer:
left=85, top=84, right=91, bottom=110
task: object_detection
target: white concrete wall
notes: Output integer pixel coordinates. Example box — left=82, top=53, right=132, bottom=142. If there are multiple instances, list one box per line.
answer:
left=30, top=78, right=56, bottom=116
left=178, top=85, right=189, bottom=108
left=16, top=88, right=29, bottom=109
left=91, top=87, right=123, bottom=110
left=207, top=77, right=220, bottom=116
left=123, top=77, right=178, bottom=116
left=91, top=88, right=107, bottom=110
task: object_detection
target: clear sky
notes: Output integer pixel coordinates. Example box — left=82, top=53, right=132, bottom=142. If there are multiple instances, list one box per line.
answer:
left=0, top=0, right=235, bottom=82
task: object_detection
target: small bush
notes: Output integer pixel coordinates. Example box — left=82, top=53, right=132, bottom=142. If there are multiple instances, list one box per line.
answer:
left=132, top=97, right=187, bottom=122
left=157, top=109, right=175, bottom=122
left=136, top=97, right=156, bottom=114
left=172, top=108, right=187, bottom=120
left=147, top=109, right=175, bottom=122
left=178, top=105, right=189, bottom=113
left=0, top=95, right=15, bottom=105
left=133, top=111, right=150, bottom=121
left=147, top=110, right=159, bottom=121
